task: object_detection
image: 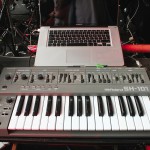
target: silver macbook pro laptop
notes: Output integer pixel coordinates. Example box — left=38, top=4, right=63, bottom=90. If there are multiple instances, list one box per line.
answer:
left=35, top=1, right=124, bottom=67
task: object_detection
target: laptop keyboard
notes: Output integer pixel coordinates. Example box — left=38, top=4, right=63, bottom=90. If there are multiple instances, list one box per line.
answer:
left=48, top=29, right=111, bottom=46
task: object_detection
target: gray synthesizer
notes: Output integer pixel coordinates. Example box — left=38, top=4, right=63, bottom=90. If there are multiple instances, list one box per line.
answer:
left=0, top=66, right=150, bottom=138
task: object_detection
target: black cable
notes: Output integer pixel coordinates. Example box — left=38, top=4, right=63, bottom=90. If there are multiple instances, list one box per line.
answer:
left=117, top=0, right=120, bottom=27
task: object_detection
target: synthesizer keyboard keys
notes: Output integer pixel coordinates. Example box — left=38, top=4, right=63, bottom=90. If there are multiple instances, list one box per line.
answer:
left=16, top=96, right=28, bottom=130
left=87, top=96, right=95, bottom=131
left=97, top=96, right=104, bottom=116
left=123, top=96, right=135, bottom=130
left=24, top=96, right=36, bottom=130
left=8, top=96, right=21, bottom=130
left=47, top=96, right=57, bottom=130
left=77, top=96, right=82, bottom=116
left=8, top=95, right=150, bottom=132
left=79, top=96, right=87, bottom=131
left=68, top=96, right=74, bottom=116
left=46, top=96, right=53, bottom=116
left=55, top=96, right=62, bottom=116
left=134, top=96, right=144, bottom=116
left=118, top=96, right=126, bottom=116
left=64, top=96, right=72, bottom=130
left=126, top=96, right=135, bottom=116
left=94, top=96, right=103, bottom=131
left=102, top=96, right=111, bottom=130
left=110, top=96, right=119, bottom=130
left=56, top=96, right=65, bottom=130
left=140, top=96, right=150, bottom=130
left=114, top=96, right=127, bottom=130
left=24, top=95, right=33, bottom=116
left=16, top=95, right=25, bottom=116
left=72, top=96, right=79, bottom=130
left=106, top=96, right=114, bottom=116
left=40, top=96, right=49, bottom=130
left=85, top=96, right=91, bottom=116
left=32, top=96, right=44, bottom=130
left=130, top=96, right=143, bottom=131
left=32, top=96, right=41, bottom=116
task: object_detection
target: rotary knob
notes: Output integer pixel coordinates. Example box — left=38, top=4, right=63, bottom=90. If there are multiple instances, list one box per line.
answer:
left=5, top=74, right=11, bottom=80
left=38, top=74, right=44, bottom=80
left=21, top=74, right=28, bottom=80
left=6, top=97, right=13, bottom=103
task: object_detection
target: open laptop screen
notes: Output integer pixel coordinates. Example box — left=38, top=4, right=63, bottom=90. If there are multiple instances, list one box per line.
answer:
left=41, top=0, right=119, bottom=27
left=67, top=0, right=118, bottom=26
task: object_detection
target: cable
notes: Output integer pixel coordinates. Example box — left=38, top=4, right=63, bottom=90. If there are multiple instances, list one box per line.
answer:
left=126, top=0, right=140, bottom=29
left=122, top=0, right=140, bottom=44
left=38, top=0, right=42, bottom=27
left=117, top=0, right=120, bottom=27
left=125, top=53, right=142, bottom=68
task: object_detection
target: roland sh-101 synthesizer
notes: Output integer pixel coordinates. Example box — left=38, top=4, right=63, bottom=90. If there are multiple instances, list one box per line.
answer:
left=0, top=67, right=150, bottom=139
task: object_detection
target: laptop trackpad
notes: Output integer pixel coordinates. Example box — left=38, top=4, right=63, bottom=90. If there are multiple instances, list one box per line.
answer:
left=66, top=49, right=90, bottom=63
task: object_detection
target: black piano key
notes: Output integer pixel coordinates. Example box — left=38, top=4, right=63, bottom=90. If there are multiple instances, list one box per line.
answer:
left=106, top=96, right=113, bottom=116
left=68, top=96, right=74, bottom=116
left=46, top=96, right=53, bottom=116
left=118, top=96, right=126, bottom=116
left=32, top=96, right=40, bottom=116
left=134, top=96, right=144, bottom=116
left=24, top=95, right=33, bottom=116
left=126, top=96, right=135, bottom=116
left=16, top=95, right=25, bottom=116
left=85, top=96, right=91, bottom=116
left=55, top=96, right=62, bottom=116
left=97, top=96, right=104, bottom=116
left=77, top=96, right=82, bottom=116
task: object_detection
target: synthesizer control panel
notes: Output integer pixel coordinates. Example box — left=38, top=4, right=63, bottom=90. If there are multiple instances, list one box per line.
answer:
left=0, top=67, right=149, bottom=95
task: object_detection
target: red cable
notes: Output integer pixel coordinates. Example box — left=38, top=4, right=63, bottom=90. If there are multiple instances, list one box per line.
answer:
left=122, top=44, right=150, bottom=53
left=27, top=44, right=150, bottom=53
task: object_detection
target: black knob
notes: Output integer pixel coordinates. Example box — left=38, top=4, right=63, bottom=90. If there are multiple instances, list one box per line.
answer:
left=5, top=74, right=11, bottom=80
left=6, top=97, right=13, bottom=103
left=21, top=74, right=27, bottom=80
left=38, top=74, right=44, bottom=80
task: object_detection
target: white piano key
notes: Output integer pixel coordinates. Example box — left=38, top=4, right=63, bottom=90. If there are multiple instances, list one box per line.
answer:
left=110, top=96, right=119, bottom=131
left=32, top=96, right=44, bottom=130
left=24, top=96, right=35, bottom=130
left=72, top=96, right=79, bottom=130
left=40, top=96, right=49, bottom=130
left=140, top=96, right=150, bottom=130
left=8, top=96, right=21, bottom=130
left=102, top=96, right=111, bottom=131
left=56, top=96, right=65, bottom=130
left=15, top=96, right=28, bottom=130
left=114, top=96, right=127, bottom=131
left=79, top=96, right=87, bottom=131
left=123, top=96, right=135, bottom=130
left=94, top=96, right=103, bottom=131
left=142, top=96, right=150, bottom=120
left=87, top=96, right=95, bottom=131
left=130, top=96, right=143, bottom=131
left=47, top=96, right=57, bottom=130
left=64, top=96, right=72, bottom=131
